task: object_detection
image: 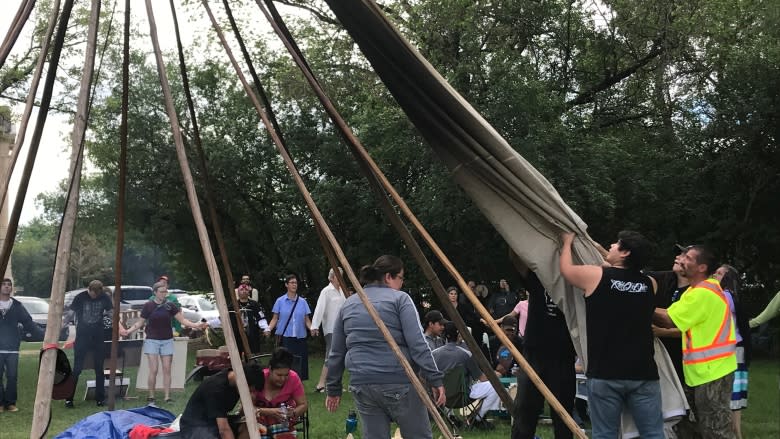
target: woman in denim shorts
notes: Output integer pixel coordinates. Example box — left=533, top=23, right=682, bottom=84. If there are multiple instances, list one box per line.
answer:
left=121, top=281, right=207, bottom=402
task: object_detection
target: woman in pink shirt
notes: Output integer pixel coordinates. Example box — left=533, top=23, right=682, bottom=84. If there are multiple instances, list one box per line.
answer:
left=252, top=348, right=308, bottom=430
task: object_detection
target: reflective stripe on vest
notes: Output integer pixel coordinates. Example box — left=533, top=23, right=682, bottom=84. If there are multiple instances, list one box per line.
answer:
left=683, top=279, right=736, bottom=365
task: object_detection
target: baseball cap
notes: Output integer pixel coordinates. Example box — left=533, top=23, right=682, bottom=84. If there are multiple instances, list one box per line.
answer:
left=423, top=310, right=448, bottom=326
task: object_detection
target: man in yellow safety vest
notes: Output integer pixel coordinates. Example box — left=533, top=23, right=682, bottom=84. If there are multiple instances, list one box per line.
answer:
left=654, top=245, right=737, bottom=439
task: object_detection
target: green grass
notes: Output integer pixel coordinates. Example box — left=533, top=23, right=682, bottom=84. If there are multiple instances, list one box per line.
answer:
left=2, top=342, right=778, bottom=438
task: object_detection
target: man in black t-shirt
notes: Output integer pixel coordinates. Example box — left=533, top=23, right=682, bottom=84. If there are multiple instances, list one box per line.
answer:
left=63, top=280, right=113, bottom=408
left=512, top=270, right=576, bottom=439
left=180, top=362, right=264, bottom=439
left=647, top=247, right=690, bottom=384
left=230, top=284, right=268, bottom=357
left=560, top=231, right=663, bottom=439
left=487, top=279, right=519, bottom=319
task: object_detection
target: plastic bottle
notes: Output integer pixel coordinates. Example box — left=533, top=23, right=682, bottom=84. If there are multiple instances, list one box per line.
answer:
left=346, top=409, right=358, bottom=434
left=279, top=403, right=288, bottom=422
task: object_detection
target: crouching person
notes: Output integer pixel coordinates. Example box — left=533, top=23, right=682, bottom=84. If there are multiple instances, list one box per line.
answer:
left=180, top=362, right=264, bottom=439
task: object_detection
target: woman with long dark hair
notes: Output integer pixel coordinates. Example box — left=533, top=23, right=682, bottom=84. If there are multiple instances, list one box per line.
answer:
left=325, top=255, right=445, bottom=438
left=714, top=264, right=751, bottom=439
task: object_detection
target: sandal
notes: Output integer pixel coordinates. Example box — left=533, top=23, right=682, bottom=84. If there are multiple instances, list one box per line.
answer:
left=164, top=398, right=173, bottom=403
left=146, top=397, right=156, bottom=404
left=314, top=386, right=325, bottom=393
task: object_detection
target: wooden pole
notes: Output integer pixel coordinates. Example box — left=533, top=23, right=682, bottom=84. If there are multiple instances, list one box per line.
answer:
left=166, top=0, right=251, bottom=358
left=201, top=2, right=453, bottom=437
left=30, top=1, right=89, bottom=436
left=143, top=1, right=261, bottom=437
left=217, top=0, right=350, bottom=302
left=108, top=0, right=130, bottom=411
left=0, top=0, right=61, bottom=216
left=256, top=0, right=521, bottom=410
left=255, top=1, right=584, bottom=436
left=0, top=0, right=36, bottom=70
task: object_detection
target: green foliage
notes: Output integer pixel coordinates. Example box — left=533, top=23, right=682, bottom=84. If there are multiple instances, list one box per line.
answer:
left=6, top=0, right=777, bottom=296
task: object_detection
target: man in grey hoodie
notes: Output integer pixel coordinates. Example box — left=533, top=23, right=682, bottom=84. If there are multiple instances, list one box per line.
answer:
left=325, top=255, right=445, bottom=439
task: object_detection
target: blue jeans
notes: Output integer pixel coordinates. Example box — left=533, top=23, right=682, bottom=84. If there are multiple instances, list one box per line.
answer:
left=0, top=352, right=19, bottom=406
left=350, top=383, right=432, bottom=439
left=587, top=378, right=664, bottom=439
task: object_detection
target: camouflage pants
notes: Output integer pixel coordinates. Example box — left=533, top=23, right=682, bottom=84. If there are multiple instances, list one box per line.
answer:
left=679, top=374, right=736, bottom=439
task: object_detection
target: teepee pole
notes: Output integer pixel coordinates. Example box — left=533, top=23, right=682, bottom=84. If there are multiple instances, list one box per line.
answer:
left=31, top=0, right=96, bottom=436
left=143, top=1, right=261, bottom=437
left=202, top=2, right=453, bottom=437
left=166, top=0, right=251, bottom=358
left=0, top=0, right=61, bottom=219
left=219, top=0, right=349, bottom=296
left=108, top=0, right=131, bottom=411
left=255, top=0, right=524, bottom=410
left=0, top=0, right=36, bottom=69
left=255, top=1, right=584, bottom=435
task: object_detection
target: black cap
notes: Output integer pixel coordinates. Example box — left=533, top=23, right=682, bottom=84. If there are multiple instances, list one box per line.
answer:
left=674, top=244, right=690, bottom=255
left=423, top=310, right=448, bottom=326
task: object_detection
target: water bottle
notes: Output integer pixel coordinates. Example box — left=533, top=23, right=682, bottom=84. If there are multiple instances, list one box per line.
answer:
left=346, top=409, right=358, bottom=434
left=279, top=403, right=288, bottom=422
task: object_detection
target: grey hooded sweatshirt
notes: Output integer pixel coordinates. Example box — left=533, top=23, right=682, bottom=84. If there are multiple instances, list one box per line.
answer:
left=326, top=283, right=443, bottom=396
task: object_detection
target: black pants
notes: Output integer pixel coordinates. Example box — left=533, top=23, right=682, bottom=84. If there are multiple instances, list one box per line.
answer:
left=70, top=326, right=106, bottom=401
left=512, top=346, right=575, bottom=439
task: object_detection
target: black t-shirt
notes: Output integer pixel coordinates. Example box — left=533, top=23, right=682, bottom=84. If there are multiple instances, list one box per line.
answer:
left=586, top=267, right=658, bottom=380
left=522, top=273, right=574, bottom=357
left=70, top=291, right=113, bottom=330
left=181, top=369, right=239, bottom=429
left=488, top=290, right=519, bottom=318
left=230, top=299, right=266, bottom=336
left=647, top=270, right=688, bottom=383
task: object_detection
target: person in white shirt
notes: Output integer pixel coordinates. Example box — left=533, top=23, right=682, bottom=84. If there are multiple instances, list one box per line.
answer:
left=310, top=267, right=347, bottom=392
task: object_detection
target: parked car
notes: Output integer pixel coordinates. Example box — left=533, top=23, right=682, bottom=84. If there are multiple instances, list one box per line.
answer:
left=177, top=294, right=220, bottom=323
left=107, top=285, right=154, bottom=309
left=13, top=296, right=69, bottom=342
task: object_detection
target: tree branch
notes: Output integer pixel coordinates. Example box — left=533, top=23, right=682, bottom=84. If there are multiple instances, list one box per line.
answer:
left=566, top=43, right=665, bottom=108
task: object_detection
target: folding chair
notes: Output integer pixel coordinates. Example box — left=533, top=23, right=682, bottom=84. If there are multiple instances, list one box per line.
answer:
left=439, top=366, right=485, bottom=435
left=291, top=409, right=309, bottom=439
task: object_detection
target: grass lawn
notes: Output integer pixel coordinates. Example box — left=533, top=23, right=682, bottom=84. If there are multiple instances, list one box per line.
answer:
left=2, top=342, right=778, bottom=438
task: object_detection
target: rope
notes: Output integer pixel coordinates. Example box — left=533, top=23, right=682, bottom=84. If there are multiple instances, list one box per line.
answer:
left=201, top=2, right=453, bottom=437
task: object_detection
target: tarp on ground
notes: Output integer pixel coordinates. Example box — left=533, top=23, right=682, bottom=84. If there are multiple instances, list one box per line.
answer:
left=54, top=405, right=175, bottom=439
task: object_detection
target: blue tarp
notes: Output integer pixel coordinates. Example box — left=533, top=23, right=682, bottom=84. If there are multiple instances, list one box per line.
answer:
left=54, top=405, right=175, bottom=439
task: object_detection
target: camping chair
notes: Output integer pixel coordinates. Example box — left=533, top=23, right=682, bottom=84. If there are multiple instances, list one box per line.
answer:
left=439, top=366, right=485, bottom=434
left=291, top=409, right=309, bottom=439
